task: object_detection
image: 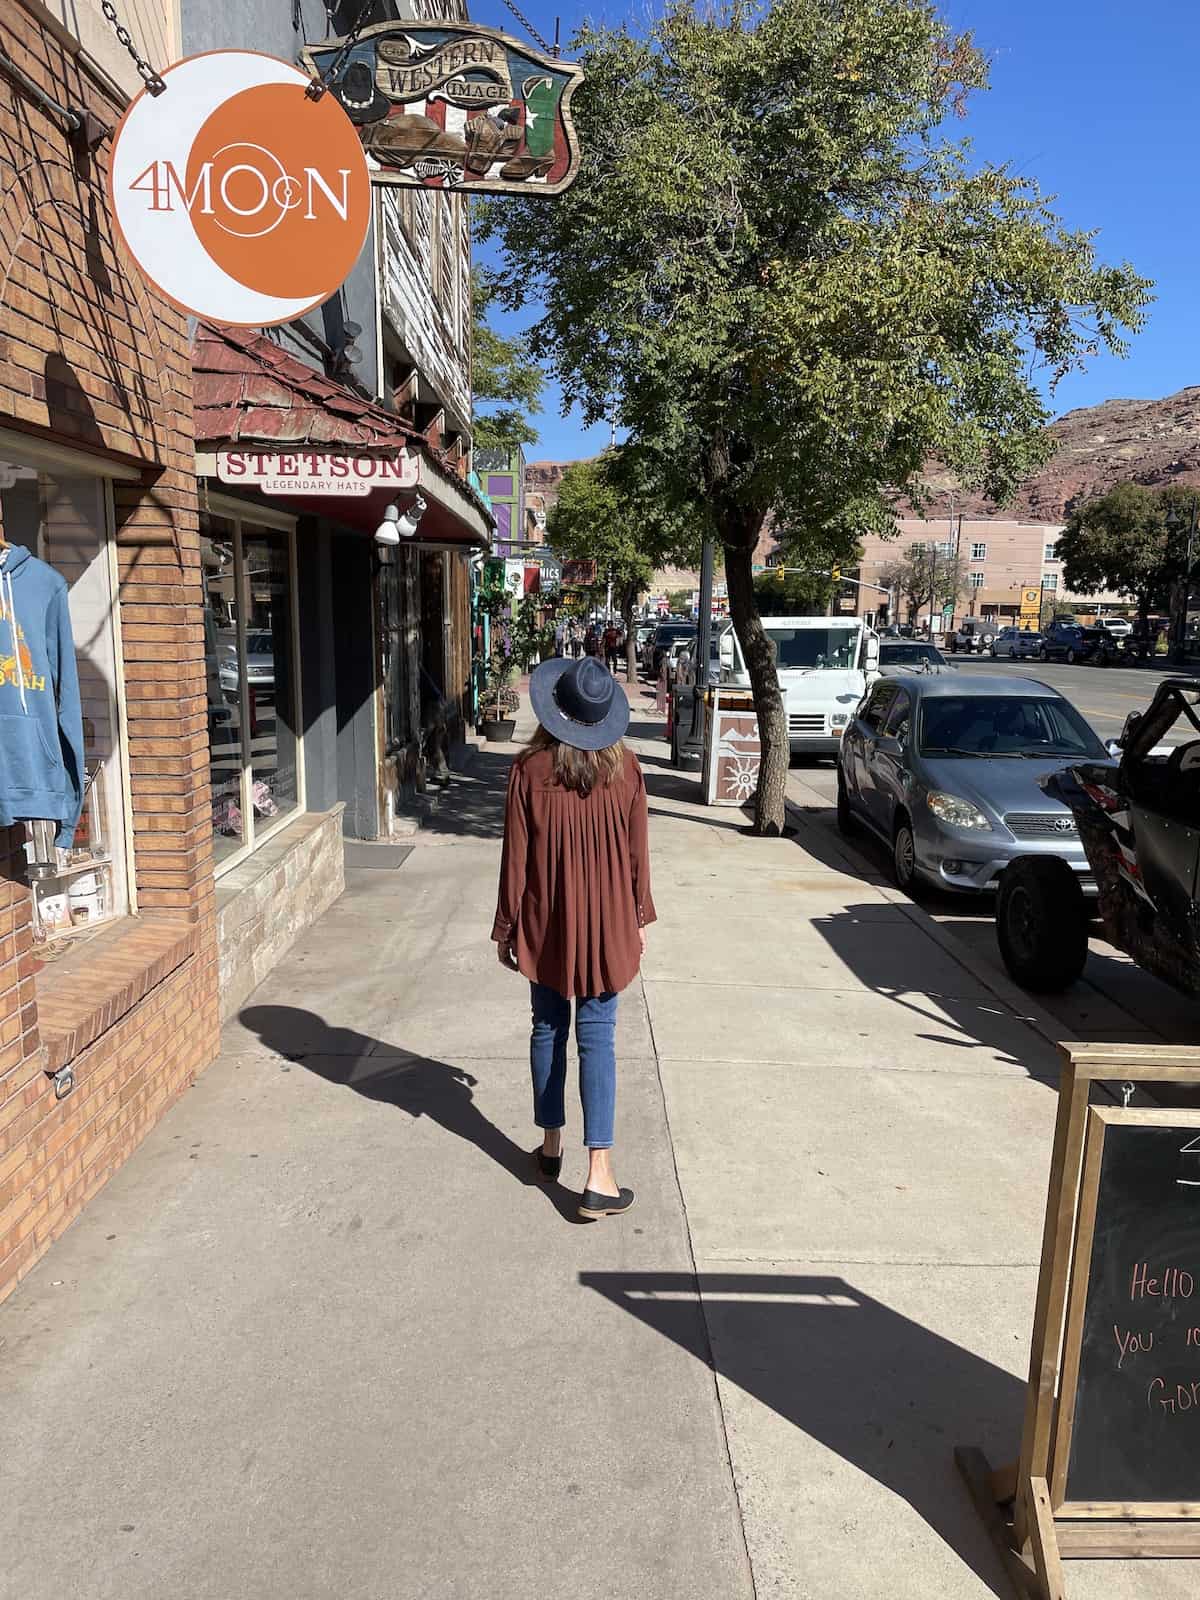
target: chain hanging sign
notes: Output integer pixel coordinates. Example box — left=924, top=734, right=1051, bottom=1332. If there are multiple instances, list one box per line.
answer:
left=108, top=52, right=371, bottom=326
left=302, top=22, right=583, bottom=196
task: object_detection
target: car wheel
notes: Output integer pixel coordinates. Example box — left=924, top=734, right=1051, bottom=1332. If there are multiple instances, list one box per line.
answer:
left=836, top=770, right=859, bottom=835
left=996, top=859, right=1088, bottom=992
left=892, top=813, right=919, bottom=893
left=1065, top=648, right=1076, bottom=665
left=1038, top=646, right=1048, bottom=661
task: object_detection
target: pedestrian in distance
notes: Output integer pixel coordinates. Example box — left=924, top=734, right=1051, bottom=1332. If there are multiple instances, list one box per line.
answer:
left=553, top=618, right=566, bottom=658
left=603, top=621, right=621, bottom=674
left=569, top=620, right=583, bottom=659
left=583, top=624, right=599, bottom=658
left=492, top=655, right=655, bottom=1220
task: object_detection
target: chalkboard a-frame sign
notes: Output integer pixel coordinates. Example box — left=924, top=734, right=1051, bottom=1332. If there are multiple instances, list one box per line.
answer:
left=957, top=1043, right=1200, bottom=1600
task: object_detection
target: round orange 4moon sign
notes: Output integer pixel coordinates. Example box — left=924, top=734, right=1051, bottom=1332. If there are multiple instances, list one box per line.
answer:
left=109, top=51, right=371, bottom=327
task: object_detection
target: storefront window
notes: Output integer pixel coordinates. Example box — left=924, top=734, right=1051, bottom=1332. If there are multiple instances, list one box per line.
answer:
left=242, top=531, right=299, bottom=818
left=201, top=507, right=302, bottom=872
left=202, top=515, right=244, bottom=864
left=0, top=461, right=131, bottom=944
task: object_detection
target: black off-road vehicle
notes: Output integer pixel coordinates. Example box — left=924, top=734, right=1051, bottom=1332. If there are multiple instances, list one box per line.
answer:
left=996, top=678, right=1200, bottom=994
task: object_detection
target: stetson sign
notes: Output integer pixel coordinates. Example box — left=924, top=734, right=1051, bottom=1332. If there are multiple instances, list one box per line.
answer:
left=302, top=22, right=583, bottom=196
left=216, top=449, right=418, bottom=497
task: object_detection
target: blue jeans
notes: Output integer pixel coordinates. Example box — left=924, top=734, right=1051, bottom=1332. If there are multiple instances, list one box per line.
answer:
left=530, top=983, right=618, bottom=1149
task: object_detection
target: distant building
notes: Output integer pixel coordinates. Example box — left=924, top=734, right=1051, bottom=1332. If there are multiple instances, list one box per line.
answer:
left=852, top=519, right=1130, bottom=630
left=477, top=447, right=525, bottom=559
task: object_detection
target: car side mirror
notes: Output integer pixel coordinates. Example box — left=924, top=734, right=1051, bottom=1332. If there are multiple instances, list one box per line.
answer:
left=864, top=634, right=880, bottom=672
left=877, top=734, right=902, bottom=757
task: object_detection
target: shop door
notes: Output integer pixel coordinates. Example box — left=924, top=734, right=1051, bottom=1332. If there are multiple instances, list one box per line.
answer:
left=420, top=551, right=447, bottom=713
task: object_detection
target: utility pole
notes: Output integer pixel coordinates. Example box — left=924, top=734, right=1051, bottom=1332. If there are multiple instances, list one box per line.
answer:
left=1170, top=495, right=1198, bottom=665
left=689, top=537, right=716, bottom=743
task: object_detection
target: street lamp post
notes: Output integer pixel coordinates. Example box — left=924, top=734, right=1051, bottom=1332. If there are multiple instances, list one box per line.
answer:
left=1168, top=497, right=1199, bottom=665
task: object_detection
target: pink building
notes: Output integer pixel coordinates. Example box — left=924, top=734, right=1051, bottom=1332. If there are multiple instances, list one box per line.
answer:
left=851, top=518, right=1130, bottom=631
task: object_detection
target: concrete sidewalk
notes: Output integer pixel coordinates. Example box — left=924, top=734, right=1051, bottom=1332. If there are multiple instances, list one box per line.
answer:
left=0, top=720, right=750, bottom=1600
left=630, top=699, right=1197, bottom=1600
left=2, top=695, right=1196, bottom=1599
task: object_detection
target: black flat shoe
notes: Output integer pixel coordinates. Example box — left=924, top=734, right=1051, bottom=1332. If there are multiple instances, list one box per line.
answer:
left=578, top=1187, right=635, bottom=1221
left=535, top=1147, right=562, bottom=1181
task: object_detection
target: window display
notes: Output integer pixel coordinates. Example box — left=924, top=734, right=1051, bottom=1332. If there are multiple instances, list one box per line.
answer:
left=0, top=462, right=131, bottom=942
left=202, top=515, right=244, bottom=865
left=202, top=507, right=302, bottom=871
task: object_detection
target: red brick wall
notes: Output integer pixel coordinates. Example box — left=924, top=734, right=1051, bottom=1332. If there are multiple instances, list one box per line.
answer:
left=0, top=7, right=219, bottom=1303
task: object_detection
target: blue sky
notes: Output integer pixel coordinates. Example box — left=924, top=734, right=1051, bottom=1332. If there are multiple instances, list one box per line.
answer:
left=470, top=0, right=1200, bottom=461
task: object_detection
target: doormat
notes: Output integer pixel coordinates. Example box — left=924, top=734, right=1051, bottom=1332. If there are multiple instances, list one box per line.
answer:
left=344, top=843, right=415, bottom=870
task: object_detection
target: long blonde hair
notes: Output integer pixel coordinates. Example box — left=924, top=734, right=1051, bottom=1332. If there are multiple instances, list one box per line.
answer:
left=522, top=725, right=627, bottom=795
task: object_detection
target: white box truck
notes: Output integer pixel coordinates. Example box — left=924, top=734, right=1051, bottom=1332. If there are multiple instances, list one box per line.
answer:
left=718, top=615, right=880, bottom=756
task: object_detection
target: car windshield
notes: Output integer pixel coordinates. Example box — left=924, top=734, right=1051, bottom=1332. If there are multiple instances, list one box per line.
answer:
left=244, top=633, right=274, bottom=654
left=765, top=627, right=859, bottom=670
left=918, top=695, right=1104, bottom=759
left=880, top=643, right=944, bottom=666
left=655, top=625, right=693, bottom=643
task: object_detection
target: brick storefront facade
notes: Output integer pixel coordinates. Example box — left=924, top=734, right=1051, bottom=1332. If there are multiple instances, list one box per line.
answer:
left=0, top=6, right=219, bottom=1302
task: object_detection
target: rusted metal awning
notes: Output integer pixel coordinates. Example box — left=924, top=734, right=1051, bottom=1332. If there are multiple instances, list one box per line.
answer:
left=192, top=322, right=492, bottom=548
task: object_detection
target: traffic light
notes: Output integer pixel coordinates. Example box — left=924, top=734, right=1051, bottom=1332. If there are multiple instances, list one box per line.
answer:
left=831, top=565, right=841, bottom=582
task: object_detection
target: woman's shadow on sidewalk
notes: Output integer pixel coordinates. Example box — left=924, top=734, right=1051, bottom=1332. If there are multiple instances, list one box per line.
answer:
left=239, top=1006, right=582, bottom=1222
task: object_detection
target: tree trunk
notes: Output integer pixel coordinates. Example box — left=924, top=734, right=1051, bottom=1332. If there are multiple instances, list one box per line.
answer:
left=724, top=532, right=788, bottom=836
left=621, top=582, right=638, bottom=685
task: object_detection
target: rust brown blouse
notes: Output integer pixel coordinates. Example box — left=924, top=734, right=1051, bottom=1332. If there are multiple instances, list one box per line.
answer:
left=491, top=748, right=657, bottom=999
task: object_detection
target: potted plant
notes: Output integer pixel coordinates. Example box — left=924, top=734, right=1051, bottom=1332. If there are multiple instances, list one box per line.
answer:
left=479, top=637, right=520, bottom=741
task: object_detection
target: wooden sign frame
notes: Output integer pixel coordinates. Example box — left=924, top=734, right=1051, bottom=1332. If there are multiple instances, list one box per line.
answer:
left=957, top=1042, right=1200, bottom=1599
left=302, top=22, right=584, bottom=196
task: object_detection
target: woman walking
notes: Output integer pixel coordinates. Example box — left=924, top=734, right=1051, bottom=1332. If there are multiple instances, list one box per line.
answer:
left=492, top=655, right=655, bottom=1220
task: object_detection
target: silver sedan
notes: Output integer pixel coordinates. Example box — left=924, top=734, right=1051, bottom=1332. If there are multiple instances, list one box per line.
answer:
left=989, top=627, right=1044, bottom=660
left=836, top=674, right=1111, bottom=893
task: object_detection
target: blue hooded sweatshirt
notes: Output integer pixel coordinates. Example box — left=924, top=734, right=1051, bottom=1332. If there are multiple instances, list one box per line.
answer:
left=0, top=543, right=85, bottom=847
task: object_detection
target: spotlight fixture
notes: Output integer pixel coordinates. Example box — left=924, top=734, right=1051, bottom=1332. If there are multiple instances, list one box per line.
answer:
left=374, top=494, right=428, bottom=545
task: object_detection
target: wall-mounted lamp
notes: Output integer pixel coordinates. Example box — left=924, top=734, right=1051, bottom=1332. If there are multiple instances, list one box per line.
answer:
left=374, top=494, right=428, bottom=545
left=334, top=319, right=364, bottom=372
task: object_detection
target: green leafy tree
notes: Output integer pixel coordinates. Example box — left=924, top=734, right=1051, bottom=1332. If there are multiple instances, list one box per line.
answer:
left=753, top=568, right=834, bottom=617
left=471, top=268, right=544, bottom=453
left=480, top=0, right=1150, bottom=832
left=1058, top=484, right=1200, bottom=647
left=549, top=448, right=698, bottom=680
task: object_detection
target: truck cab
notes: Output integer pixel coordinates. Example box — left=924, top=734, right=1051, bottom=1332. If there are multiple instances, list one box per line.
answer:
left=718, top=616, right=880, bottom=755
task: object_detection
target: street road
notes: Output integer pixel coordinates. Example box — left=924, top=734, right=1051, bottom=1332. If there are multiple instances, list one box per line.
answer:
left=786, top=655, right=1200, bottom=1050
left=947, top=655, right=1197, bottom=746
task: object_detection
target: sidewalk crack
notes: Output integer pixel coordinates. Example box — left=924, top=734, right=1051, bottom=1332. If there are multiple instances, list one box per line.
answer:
left=642, top=972, right=760, bottom=1600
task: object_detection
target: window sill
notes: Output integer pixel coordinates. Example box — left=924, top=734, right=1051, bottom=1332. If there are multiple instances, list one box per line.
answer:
left=34, top=914, right=199, bottom=1072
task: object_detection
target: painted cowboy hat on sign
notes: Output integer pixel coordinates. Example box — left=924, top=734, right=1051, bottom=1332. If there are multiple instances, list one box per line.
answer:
left=529, top=656, right=630, bottom=752
left=331, top=57, right=390, bottom=125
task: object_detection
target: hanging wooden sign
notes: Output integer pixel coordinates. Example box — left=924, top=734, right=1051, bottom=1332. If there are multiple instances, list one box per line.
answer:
left=302, top=22, right=583, bottom=196
left=957, top=1043, right=1200, bottom=1599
